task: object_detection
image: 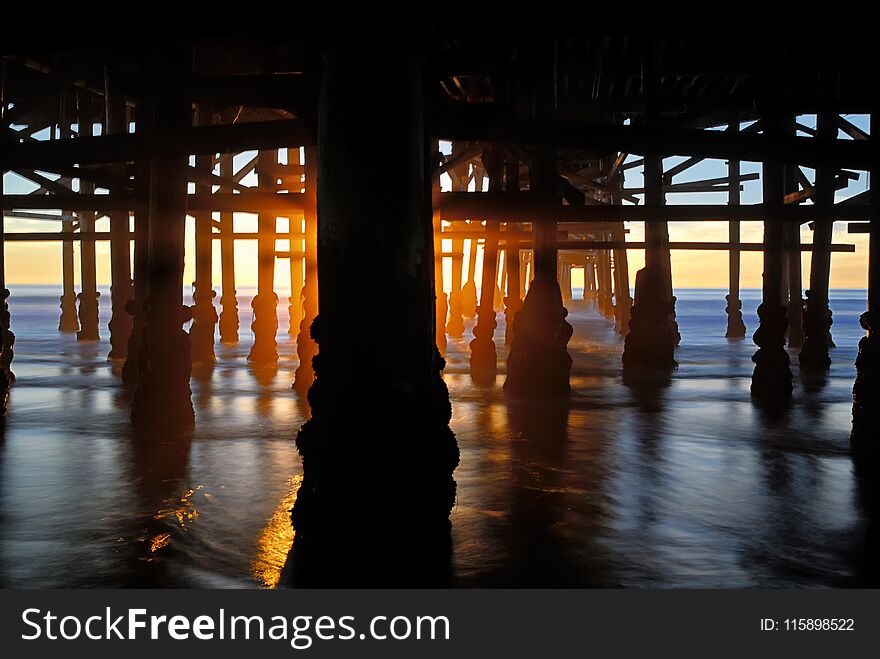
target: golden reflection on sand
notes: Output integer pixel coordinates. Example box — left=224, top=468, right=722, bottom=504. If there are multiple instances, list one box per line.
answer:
left=251, top=475, right=302, bottom=588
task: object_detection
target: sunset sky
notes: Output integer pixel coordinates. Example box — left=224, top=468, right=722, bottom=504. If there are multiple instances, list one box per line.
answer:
left=2, top=117, right=872, bottom=293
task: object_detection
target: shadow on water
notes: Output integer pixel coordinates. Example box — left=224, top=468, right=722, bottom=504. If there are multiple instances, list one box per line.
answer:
left=191, top=361, right=216, bottom=411
left=249, top=362, right=279, bottom=417
left=799, top=367, right=830, bottom=395
left=499, top=397, right=583, bottom=585
left=0, top=420, right=6, bottom=587
left=121, top=425, right=194, bottom=587
left=622, top=366, right=672, bottom=413
left=852, top=456, right=880, bottom=586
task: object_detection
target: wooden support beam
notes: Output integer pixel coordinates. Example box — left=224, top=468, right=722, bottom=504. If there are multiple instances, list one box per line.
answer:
left=75, top=90, right=99, bottom=342
left=469, top=145, right=502, bottom=384
left=726, top=112, right=746, bottom=339
left=438, top=193, right=871, bottom=222
left=130, top=46, right=194, bottom=428
left=248, top=149, right=280, bottom=363
left=106, top=93, right=132, bottom=360
left=189, top=106, right=218, bottom=364
left=218, top=150, right=239, bottom=343
left=433, top=106, right=875, bottom=170
left=800, top=81, right=838, bottom=369
left=750, top=69, right=792, bottom=401
left=0, top=191, right=305, bottom=213
left=287, top=147, right=304, bottom=336
left=292, top=145, right=318, bottom=395
left=0, top=118, right=316, bottom=169
left=553, top=241, right=855, bottom=252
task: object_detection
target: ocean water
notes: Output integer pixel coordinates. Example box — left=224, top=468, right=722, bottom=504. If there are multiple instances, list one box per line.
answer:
left=0, top=285, right=874, bottom=588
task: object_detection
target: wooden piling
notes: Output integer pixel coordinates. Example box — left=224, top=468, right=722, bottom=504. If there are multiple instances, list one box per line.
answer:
left=293, top=146, right=318, bottom=395
left=190, top=106, right=218, bottom=364
left=248, top=150, right=280, bottom=363
left=290, top=36, right=458, bottom=583
left=130, top=47, right=194, bottom=428
left=503, top=37, right=573, bottom=399
left=288, top=147, right=304, bottom=336
left=76, top=90, right=99, bottom=341
left=461, top=235, right=479, bottom=319
left=218, top=154, right=239, bottom=343
left=800, top=77, right=837, bottom=369
left=725, top=113, right=747, bottom=339
left=57, top=100, right=79, bottom=332
left=106, top=94, right=133, bottom=360
left=851, top=75, right=880, bottom=455
left=469, top=146, right=502, bottom=384
left=784, top=115, right=804, bottom=348
left=433, top=151, right=448, bottom=353
left=750, top=83, right=793, bottom=402
left=503, top=148, right=523, bottom=344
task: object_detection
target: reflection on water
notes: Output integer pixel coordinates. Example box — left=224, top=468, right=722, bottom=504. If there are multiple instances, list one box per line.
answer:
left=0, top=286, right=876, bottom=587
left=252, top=475, right=301, bottom=588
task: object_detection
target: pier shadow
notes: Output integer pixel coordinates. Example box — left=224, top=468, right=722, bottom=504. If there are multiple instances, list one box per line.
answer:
left=191, top=361, right=216, bottom=411
left=852, top=465, right=880, bottom=586
left=622, top=366, right=673, bottom=413
left=495, top=397, right=600, bottom=585
left=798, top=365, right=830, bottom=395
left=249, top=362, right=280, bottom=417
left=121, top=425, right=194, bottom=587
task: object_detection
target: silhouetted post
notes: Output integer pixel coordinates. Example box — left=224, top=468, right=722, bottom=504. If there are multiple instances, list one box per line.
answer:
left=612, top=222, right=633, bottom=335
left=59, top=218, right=79, bottom=332
left=122, top=149, right=150, bottom=387
left=461, top=235, right=479, bottom=318
left=622, top=157, right=677, bottom=369
left=0, top=121, right=14, bottom=413
left=504, top=155, right=523, bottom=344
left=447, top=229, right=465, bottom=336
left=107, top=95, right=133, bottom=361
left=131, top=48, right=194, bottom=427
left=288, top=147, right=304, bottom=336
left=521, top=250, right=531, bottom=292
left=622, top=45, right=679, bottom=371
left=504, top=38, right=572, bottom=397
left=584, top=257, right=596, bottom=305
left=190, top=108, right=218, bottom=364
left=446, top=147, right=467, bottom=337
left=76, top=90, right=100, bottom=341
left=469, top=146, right=502, bottom=384
left=495, top=256, right=506, bottom=312
left=291, top=36, right=458, bottom=584
left=801, top=87, right=836, bottom=368
left=784, top=116, right=804, bottom=348
left=505, top=143, right=572, bottom=396
left=292, top=146, right=318, bottom=395
left=560, top=258, right=573, bottom=302
left=249, top=151, right=280, bottom=363
left=726, top=114, right=747, bottom=339
left=57, top=103, right=79, bottom=332
left=751, top=89, right=793, bottom=402
left=433, top=157, right=448, bottom=353
left=851, top=82, right=880, bottom=455
left=218, top=154, right=239, bottom=343
left=598, top=248, right=614, bottom=318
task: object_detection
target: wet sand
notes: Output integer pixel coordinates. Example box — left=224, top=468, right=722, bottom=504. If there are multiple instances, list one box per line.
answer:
left=0, top=287, right=873, bottom=587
